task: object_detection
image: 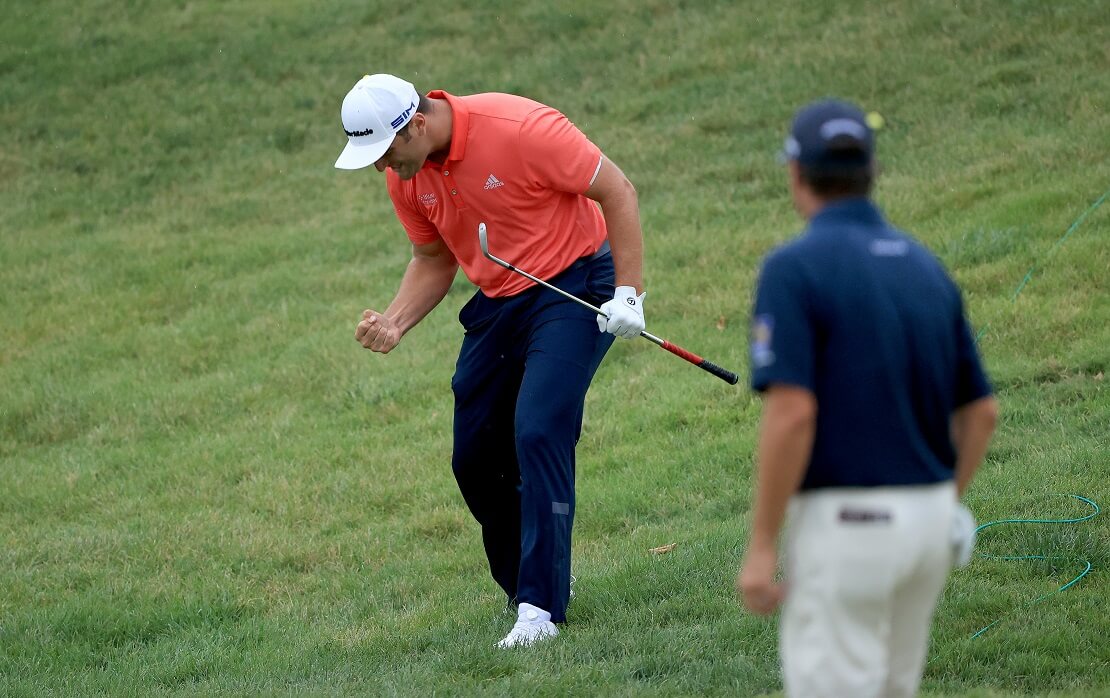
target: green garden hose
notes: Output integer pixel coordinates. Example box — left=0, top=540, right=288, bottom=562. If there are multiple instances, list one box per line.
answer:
left=969, top=495, right=1101, bottom=639
left=967, top=187, right=1107, bottom=638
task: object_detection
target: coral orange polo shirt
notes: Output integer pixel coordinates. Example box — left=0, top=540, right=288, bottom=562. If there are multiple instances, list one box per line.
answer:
left=386, top=91, right=607, bottom=298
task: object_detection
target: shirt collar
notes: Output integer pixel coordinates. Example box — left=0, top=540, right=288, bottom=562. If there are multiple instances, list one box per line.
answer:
left=809, top=197, right=886, bottom=229
left=426, top=90, right=468, bottom=165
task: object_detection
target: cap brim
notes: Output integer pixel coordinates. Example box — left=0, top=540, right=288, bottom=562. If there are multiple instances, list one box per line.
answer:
left=334, top=136, right=394, bottom=170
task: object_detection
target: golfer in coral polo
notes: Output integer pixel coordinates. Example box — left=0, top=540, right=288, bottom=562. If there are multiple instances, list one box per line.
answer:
left=336, top=74, right=647, bottom=648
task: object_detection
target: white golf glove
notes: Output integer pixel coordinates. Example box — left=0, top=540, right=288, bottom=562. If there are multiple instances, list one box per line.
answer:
left=597, top=285, right=646, bottom=339
left=950, top=502, right=977, bottom=568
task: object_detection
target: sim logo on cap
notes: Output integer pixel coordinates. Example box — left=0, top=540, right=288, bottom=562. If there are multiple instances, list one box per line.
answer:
left=391, top=102, right=416, bottom=129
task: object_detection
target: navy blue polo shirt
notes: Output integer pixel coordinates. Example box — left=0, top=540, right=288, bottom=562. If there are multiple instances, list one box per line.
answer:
left=750, top=198, right=992, bottom=490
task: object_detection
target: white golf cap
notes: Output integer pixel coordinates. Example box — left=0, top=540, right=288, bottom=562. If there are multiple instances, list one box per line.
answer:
left=335, top=74, right=421, bottom=170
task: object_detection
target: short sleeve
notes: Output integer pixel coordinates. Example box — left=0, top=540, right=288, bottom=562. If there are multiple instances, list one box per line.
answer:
left=518, top=107, right=603, bottom=195
left=953, top=297, right=993, bottom=406
left=386, top=170, right=441, bottom=246
left=750, top=253, right=817, bottom=393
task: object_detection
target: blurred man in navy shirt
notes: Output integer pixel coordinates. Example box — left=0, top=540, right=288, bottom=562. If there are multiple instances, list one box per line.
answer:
left=736, top=99, right=998, bottom=698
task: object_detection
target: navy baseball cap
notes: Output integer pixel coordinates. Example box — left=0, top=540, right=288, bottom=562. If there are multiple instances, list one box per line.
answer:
left=781, top=99, right=877, bottom=169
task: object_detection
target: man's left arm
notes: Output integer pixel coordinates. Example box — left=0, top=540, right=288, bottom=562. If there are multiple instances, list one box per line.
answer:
left=585, top=157, right=647, bottom=338
left=737, top=385, right=817, bottom=615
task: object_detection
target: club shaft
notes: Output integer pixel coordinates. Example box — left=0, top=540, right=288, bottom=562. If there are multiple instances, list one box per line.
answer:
left=492, top=256, right=609, bottom=318
left=482, top=246, right=739, bottom=385
left=503, top=260, right=667, bottom=343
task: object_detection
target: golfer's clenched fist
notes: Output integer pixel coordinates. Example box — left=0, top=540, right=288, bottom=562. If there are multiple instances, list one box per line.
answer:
left=355, top=310, right=402, bottom=353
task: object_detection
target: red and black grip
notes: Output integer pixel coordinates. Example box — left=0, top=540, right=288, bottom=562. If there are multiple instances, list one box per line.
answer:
left=660, top=340, right=740, bottom=385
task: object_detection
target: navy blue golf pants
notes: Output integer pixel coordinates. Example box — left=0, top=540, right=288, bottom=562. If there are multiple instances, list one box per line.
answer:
left=451, top=253, right=615, bottom=623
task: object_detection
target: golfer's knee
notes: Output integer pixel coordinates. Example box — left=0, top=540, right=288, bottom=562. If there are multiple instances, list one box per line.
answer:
left=515, top=421, right=559, bottom=456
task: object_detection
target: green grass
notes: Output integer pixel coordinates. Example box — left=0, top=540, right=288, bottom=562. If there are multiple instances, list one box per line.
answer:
left=2, top=0, right=1108, bottom=695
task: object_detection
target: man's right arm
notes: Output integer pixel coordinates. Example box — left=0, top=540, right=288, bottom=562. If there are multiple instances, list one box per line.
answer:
left=355, top=238, right=458, bottom=354
left=950, top=395, right=999, bottom=496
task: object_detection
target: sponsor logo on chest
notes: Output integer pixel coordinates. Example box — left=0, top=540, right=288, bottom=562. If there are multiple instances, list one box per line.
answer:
left=419, top=192, right=438, bottom=207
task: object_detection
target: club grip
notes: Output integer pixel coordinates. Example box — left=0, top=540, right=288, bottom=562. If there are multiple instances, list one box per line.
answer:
left=698, top=359, right=740, bottom=385
left=660, top=340, right=739, bottom=385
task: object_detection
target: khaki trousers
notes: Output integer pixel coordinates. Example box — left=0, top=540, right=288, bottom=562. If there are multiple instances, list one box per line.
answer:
left=780, top=481, right=956, bottom=698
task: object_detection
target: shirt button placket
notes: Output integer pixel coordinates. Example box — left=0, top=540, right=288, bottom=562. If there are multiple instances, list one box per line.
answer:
left=443, top=167, right=464, bottom=208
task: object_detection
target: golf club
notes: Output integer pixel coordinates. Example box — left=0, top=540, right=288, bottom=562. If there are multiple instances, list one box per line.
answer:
left=478, top=223, right=739, bottom=385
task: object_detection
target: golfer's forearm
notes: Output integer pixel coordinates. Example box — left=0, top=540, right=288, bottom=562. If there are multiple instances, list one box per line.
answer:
left=385, top=256, right=458, bottom=334
left=750, top=413, right=815, bottom=547
left=951, top=396, right=998, bottom=496
left=586, top=157, right=644, bottom=293
left=603, top=190, right=645, bottom=293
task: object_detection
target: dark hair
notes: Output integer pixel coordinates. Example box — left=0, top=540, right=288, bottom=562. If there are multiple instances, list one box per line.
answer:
left=799, top=163, right=874, bottom=197
left=798, top=140, right=875, bottom=197
left=395, top=92, right=432, bottom=141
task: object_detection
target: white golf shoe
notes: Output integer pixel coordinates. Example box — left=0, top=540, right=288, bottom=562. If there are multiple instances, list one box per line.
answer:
left=496, top=602, right=558, bottom=648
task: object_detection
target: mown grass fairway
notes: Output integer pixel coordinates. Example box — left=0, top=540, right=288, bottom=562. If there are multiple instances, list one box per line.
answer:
left=2, top=0, right=1108, bottom=695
